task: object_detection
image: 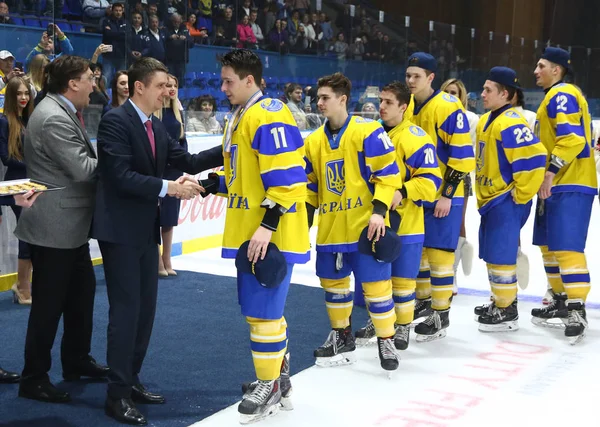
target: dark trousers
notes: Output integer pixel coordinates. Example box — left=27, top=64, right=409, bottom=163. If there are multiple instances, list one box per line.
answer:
left=21, top=243, right=96, bottom=383
left=99, top=241, right=159, bottom=399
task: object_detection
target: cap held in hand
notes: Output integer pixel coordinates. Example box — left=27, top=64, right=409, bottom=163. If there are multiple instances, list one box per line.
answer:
left=358, top=225, right=402, bottom=263
left=235, top=241, right=288, bottom=288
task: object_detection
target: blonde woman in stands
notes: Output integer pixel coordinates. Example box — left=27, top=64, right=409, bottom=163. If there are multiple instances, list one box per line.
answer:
left=26, top=54, right=49, bottom=99
left=440, top=78, right=478, bottom=295
left=0, top=77, right=34, bottom=304
left=155, top=74, right=188, bottom=277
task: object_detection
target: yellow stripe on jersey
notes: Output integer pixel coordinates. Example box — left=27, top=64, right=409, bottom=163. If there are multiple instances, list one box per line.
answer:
left=475, top=106, right=547, bottom=214
left=219, top=98, right=310, bottom=264
left=388, top=120, right=442, bottom=243
left=304, top=116, right=402, bottom=252
left=411, top=90, right=475, bottom=204
left=536, top=83, right=597, bottom=195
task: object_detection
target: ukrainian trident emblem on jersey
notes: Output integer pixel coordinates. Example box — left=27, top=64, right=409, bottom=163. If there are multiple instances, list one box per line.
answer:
left=476, top=140, right=485, bottom=173
left=325, top=159, right=345, bottom=196
left=227, top=144, right=238, bottom=186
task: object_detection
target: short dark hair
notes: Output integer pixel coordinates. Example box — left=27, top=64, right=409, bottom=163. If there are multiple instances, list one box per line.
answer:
left=286, top=83, right=302, bottom=97
left=515, top=88, right=525, bottom=107
left=381, top=81, right=411, bottom=106
left=493, top=82, right=517, bottom=101
left=128, top=57, right=168, bottom=94
left=317, top=72, right=351, bottom=101
left=219, top=49, right=263, bottom=86
left=45, top=55, right=90, bottom=95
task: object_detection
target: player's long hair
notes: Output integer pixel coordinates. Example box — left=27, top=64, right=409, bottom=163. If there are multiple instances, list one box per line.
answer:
left=4, top=76, right=34, bottom=162
left=155, top=74, right=184, bottom=138
left=440, top=78, right=468, bottom=108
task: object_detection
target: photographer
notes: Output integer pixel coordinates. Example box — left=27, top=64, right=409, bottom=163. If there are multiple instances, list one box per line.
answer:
left=25, top=25, right=74, bottom=67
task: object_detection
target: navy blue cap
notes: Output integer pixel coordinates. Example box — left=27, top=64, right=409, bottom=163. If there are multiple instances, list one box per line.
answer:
left=487, top=66, right=520, bottom=89
left=358, top=226, right=402, bottom=263
left=235, top=242, right=288, bottom=288
left=407, top=52, right=437, bottom=73
left=541, top=47, right=571, bottom=70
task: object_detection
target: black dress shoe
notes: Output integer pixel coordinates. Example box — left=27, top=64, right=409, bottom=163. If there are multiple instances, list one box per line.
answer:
left=131, top=383, right=165, bottom=404
left=105, top=397, right=147, bottom=426
left=0, top=367, right=20, bottom=384
left=63, top=356, right=110, bottom=381
left=18, top=380, right=71, bottom=403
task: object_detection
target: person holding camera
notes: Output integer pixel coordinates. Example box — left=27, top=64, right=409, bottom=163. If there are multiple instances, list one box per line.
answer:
left=25, top=24, right=74, bottom=67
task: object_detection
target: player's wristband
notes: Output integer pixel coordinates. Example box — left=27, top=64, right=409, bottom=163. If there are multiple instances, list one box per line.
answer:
left=199, top=173, right=220, bottom=198
left=548, top=155, right=566, bottom=175
left=260, top=198, right=288, bottom=231
left=399, top=187, right=408, bottom=200
left=372, top=199, right=388, bottom=217
left=441, top=167, right=467, bottom=199
left=306, top=203, right=316, bottom=229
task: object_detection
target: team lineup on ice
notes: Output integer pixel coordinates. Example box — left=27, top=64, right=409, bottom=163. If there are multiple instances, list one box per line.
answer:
left=166, top=46, right=598, bottom=426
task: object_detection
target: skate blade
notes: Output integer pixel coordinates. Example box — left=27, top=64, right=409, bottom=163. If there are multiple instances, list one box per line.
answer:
left=315, top=352, right=356, bottom=367
left=478, top=320, right=519, bottom=332
left=355, top=336, right=377, bottom=347
left=415, top=329, right=447, bottom=343
left=568, top=332, right=586, bottom=345
left=531, top=317, right=566, bottom=329
left=280, top=395, right=293, bottom=411
left=239, top=403, right=280, bottom=425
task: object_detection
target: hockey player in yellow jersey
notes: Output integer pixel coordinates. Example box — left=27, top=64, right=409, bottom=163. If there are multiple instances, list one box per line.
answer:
left=304, top=72, right=403, bottom=372
left=405, top=52, right=475, bottom=341
left=530, top=47, right=597, bottom=344
left=354, top=81, right=442, bottom=349
left=473, top=67, right=546, bottom=332
left=200, top=50, right=309, bottom=423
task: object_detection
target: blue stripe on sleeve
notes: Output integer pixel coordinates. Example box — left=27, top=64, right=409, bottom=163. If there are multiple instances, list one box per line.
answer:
left=419, top=173, right=443, bottom=190
left=261, top=165, right=307, bottom=189
left=512, top=155, right=547, bottom=173
left=251, top=123, right=304, bottom=155
left=439, top=110, right=470, bottom=135
left=436, top=138, right=449, bottom=165
left=556, top=123, right=585, bottom=138
left=363, top=127, right=395, bottom=158
left=305, top=156, right=314, bottom=175
left=577, top=142, right=591, bottom=159
left=307, top=182, right=318, bottom=193
left=375, top=161, right=400, bottom=178
left=406, top=143, right=439, bottom=169
left=547, top=92, right=580, bottom=118
left=501, top=125, right=541, bottom=148
left=448, top=144, right=474, bottom=160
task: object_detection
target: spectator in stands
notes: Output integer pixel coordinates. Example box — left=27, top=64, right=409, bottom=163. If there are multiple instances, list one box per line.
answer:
left=0, top=76, right=34, bottom=305
left=131, top=10, right=145, bottom=35
left=285, top=83, right=308, bottom=130
left=26, top=54, right=49, bottom=99
left=332, top=32, right=348, bottom=60
left=187, top=94, right=222, bottom=133
left=335, top=6, right=352, bottom=41
left=249, top=9, right=264, bottom=46
left=237, top=14, right=257, bottom=49
left=361, top=102, right=379, bottom=120
left=218, top=7, right=237, bottom=46
left=349, top=37, right=365, bottom=60
left=292, top=0, right=310, bottom=16
left=25, top=25, right=74, bottom=67
left=102, top=1, right=132, bottom=84
left=0, top=50, right=23, bottom=95
left=290, top=23, right=308, bottom=54
left=380, top=34, right=392, bottom=62
left=156, top=74, right=187, bottom=277
left=90, top=43, right=112, bottom=65
left=237, top=0, right=252, bottom=20
left=287, top=9, right=300, bottom=37
left=104, top=70, right=128, bottom=115
left=268, top=19, right=289, bottom=54
left=89, top=63, right=110, bottom=110
left=263, top=1, right=277, bottom=34
left=164, top=13, right=192, bottom=86
left=213, top=25, right=226, bottom=46
left=82, top=0, right=111, bottom=29
left=131, top=0, right=149, bottom=27
left=0, top=2, right=15, bottom=25
left=260, top=77, right=266, bottom=92
left=141, top=14, right=166, bottom=62
left=319, top=12, right=333, bottom=51
left=186, top=14, right=202, bottom=40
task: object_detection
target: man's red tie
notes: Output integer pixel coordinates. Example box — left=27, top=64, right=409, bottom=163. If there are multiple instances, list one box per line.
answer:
left=145, top=120, right=156, bottom=158
left=76, top=111, right=85, bottom=129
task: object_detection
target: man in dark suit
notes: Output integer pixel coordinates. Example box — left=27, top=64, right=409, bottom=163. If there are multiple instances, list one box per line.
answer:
left=15, top=55, right=109, bottom=403
left=92, top=57, right=223, bottom=426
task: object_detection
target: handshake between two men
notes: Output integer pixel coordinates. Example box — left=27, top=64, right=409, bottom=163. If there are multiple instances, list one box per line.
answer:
left=166, top=175, right=207, bottom=200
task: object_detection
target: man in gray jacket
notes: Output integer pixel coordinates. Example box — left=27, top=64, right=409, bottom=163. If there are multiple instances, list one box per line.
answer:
left=15, top=55, right=109, bottom=403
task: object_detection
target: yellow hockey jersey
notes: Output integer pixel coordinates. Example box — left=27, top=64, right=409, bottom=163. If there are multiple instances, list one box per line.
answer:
left=217, top=97, right=310, bottom=264
left=411, top=90, right=475, bottom=205
left=535, top=82, right=597, bottom=195
left=305, top=115, right=402, bottom=252
left=389, top=120, right=442, bottom=243
left=475, top=105, right=547, bottom=215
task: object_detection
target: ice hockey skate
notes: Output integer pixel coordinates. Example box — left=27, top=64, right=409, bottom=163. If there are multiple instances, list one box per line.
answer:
left=314, top=326, right=356, bottom=367
left=377, top=337, right=400, bottom=379
left=565, top=300, right=588, bottom=345
left=411, top=297, right=432, bottom=327
left=477, top=301, right=519, bottom=332
left=474, top=298, right=517, bottom=321
left=242, top=353, right=293, bottom=411
left=542, top=287, right=554, bottom=305
left=393, top=324, right=410, bottom=350
left=238, top=379, right=281, bottom=424
left=354, top=317, right=377, bottom=347
left=414, top=309, right=449, bottom=342
left=531, top=292, right=568, bottom=329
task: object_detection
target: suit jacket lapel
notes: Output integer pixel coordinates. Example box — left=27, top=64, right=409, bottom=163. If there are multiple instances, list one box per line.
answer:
left=124, top=101, right=157, bottom=172
left=48, top=94, right=96, bottom=157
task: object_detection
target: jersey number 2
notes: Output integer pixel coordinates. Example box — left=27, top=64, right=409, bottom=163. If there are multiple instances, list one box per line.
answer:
left=556, top=95, right=568, bottom=112
left=271, top=127, right=288, bottom=149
